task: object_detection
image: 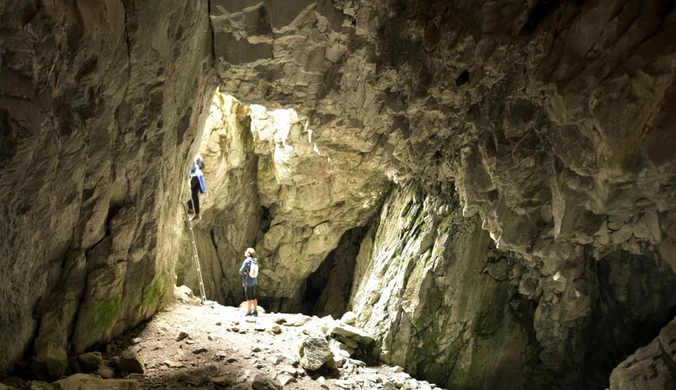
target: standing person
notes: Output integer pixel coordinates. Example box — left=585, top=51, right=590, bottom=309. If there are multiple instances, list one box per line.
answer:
left=239, top=248, right=259, bottom=316
left=186, top=154, right=207, bottom=221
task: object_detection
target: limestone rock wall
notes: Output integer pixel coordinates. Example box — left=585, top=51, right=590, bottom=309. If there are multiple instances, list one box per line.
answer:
left=306, top=226, right=366, bottom=317
left=176, top=226, right=225, bottom=303
left=0, top=0, right=214, bottom=377
left=246, top=100, right=390, bottom=310
left=209, top=1, right=676, bottom=385
left=176, top=93, right=262, bottom=306
left=610, top=317, right=676, bottom=389
left=176, top=92, right=390, bottom=310
left=350, top=184, right=537, bottom=389
left=349, top=183, right=676, bottom=388
left=211, top=0, right=676, bottom=254
left=586, top=249, right=676, bottom=384
left=212, top=0, right=676, bottom=271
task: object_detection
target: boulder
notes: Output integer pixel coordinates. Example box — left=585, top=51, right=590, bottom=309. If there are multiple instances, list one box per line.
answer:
left=335, top=335, right=359, bottom=349
left=340, top=312, right=356, bottom=325
left=212, top=376, right=233, bottom=387
left=97, top=366, right=115, bottom=379
left=276, top=374, right=296, bottom=387
left=77, top=352, right=103, bottom=372
left=32, top=344, right=68, bottom=381
left=296, top=337, right=333, bottom=371
left=174, top=285, right=199, bottom=304
left=117, top=351, right=145, bottom=374
left=329, top=324, right=374, bottom=345
left=252, top=373, right=278, bottom=390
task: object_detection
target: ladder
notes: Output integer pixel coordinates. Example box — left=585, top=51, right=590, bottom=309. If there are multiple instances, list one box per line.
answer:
left=184, top=209, right=207, bottom=303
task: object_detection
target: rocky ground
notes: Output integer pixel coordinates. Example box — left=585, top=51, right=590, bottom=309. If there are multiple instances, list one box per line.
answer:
left=0, top=287, right=442, bottom=390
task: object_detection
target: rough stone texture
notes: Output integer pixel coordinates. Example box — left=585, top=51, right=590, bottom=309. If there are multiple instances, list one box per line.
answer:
left=77, top=351, right=103, bottom=372
left=609, top=318, right=676, bottom=389
left=209, top=0, right=676, bottom=281
left=176, top=226, right=226, bottom=303
left=350, top=184, right=676, bottom=388
left=296, top=336, right=333, bottom=371
left=350, top=185, right=536, bottom=389
left=583, top=249, right=676, bottom=384
left=0, top=0, right=214, bottom=375
left=208, top=1, right=676, bottom=387
left=309, top=227, right=364, bottom=317
left=2, top=0, right=676, bottom=387
left=212, top=1, right=676, bottom=258
left=176, top=93, right=389, bottom=309
left=176, top=94, right=261, bottom=305
left=52, top=374, right=140, bottom=390
left=252, top=373, right=278, bottom=390
left=118, top=350, right=145, bottom=374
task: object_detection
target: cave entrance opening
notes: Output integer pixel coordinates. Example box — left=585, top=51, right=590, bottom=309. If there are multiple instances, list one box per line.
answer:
left=299, top=225, right=369, bottom=317
left=174, top=89, right=323, bottom=310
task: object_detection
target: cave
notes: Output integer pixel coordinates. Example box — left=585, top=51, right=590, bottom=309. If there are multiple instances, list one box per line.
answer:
left=1, top=0, right=676, bottom=389
left=301, top=226, right=368, bottom=317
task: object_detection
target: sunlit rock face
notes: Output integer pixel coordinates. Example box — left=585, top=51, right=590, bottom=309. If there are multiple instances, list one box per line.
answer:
left=212, top=0, right=676, bottom=268
left=0, top=0, right=213, bottom=377
left=176, top=94, right=261, bottom=305
left=210, top=1, right=676, bottom=386
left=350, top=184, right=676, bottom=389
left=176, top=93, right=389, bottom=310
left=1, top=0, right=675, bottom=387
left=350, top=185, right=535, bottom=389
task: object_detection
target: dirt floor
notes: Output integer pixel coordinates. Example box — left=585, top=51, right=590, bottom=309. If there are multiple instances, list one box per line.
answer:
left=103, top=292, right=441, bottom=390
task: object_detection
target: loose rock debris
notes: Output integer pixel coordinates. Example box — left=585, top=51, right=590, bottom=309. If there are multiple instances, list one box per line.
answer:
left=1, top=290, right=442, bottom=390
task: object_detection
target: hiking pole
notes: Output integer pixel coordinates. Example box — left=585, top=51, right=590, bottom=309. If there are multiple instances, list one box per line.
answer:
left=183, top=205, right=207, bottom=303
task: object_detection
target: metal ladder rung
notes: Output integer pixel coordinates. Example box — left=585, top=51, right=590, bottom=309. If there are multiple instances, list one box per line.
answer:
left=184, top=208, right=207, bottom=303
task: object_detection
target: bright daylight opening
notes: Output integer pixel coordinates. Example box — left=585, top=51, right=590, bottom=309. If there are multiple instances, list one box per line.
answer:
left=175, top=88, right=356, bottom=316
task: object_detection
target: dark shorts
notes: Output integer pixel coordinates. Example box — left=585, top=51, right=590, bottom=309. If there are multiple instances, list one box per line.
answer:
left=244, top=285, right=256, bottom=301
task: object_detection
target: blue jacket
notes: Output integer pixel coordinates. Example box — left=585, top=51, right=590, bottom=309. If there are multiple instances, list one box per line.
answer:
left=189, top=164, right=207, bottom=193
left=239, top=257, right=258, bottom=287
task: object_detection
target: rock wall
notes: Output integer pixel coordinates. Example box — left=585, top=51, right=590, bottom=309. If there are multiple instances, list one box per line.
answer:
left=176, top=227, right=225, bottom=303
left=176, top=93, right=262, bottom=306
left=349, top=183, right=676, bottom=388
left=210, top=0, right=676, bottom=272
left=208, top=1, right=676, bottom=386
left=1, top=0, right=675, bottom=386
left=176, top=92, right=389, bottom=311
left=610, top=317, right=676, bottom=389
left=350, top=184, right=537, bottom=389
left=306, top=226, right=366, bottom=317
left=0, top=0, right=214, bottom=378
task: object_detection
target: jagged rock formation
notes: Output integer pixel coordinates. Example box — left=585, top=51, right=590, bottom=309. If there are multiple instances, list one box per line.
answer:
left=349, top=184, right=676, bottom=388
left=213, top=0, right=676, bottom=271
left=610, top=317, right=676, bottom=389
left=176, top=92, right=388, bottom=310
left=1, top=0, right=676, bottom=388
left=350, top=185, right=536, bottom=389
left=207, top=1, right=676, bottom=386
left=0, top=0, right=214, bottom=378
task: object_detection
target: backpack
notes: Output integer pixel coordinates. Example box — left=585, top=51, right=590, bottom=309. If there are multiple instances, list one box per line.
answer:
left=248, top=259, right=259, bottom=278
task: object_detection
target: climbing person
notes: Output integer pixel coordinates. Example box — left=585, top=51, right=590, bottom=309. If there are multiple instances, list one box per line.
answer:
left=186, top=154, right=207, bottom=221
left=239, top=247, right=259, bottom=316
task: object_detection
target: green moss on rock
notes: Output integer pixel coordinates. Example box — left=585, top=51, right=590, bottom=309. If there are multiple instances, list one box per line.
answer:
left=33, top=344, right=68, bottom=381
left=143, top=275, right=168, bottom=309
left=85, top=296, right=122, bottom=334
